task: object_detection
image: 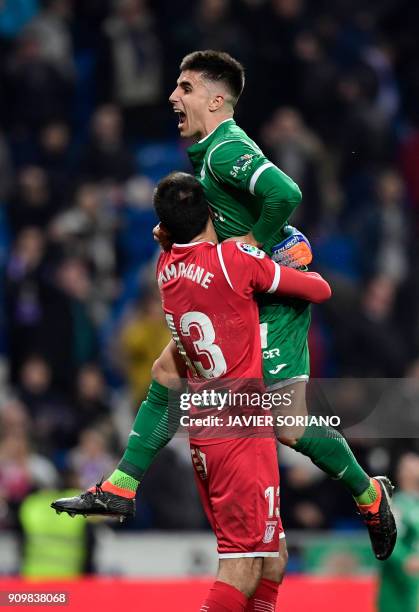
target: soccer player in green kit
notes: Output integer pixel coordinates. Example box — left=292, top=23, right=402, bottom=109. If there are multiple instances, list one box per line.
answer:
left=53, top=51, right=396, bottom=562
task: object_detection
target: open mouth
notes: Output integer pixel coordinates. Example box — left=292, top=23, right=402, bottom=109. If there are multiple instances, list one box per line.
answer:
left=174, top=109, right=186, bottom=127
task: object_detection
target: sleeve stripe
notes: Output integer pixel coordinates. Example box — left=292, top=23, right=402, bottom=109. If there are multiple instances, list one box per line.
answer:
left=249, top=162, right=275, bottom=195
left=267, top=262, right=281, bottom=293
left=216, top=243, right=234, bottom=290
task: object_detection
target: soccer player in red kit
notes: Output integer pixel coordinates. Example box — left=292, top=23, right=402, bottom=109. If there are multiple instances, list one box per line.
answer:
left=154, top=172, right=331, bottom=612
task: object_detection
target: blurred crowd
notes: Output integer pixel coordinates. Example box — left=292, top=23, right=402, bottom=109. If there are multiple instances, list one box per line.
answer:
left=1, top=0, right=419, bottom=565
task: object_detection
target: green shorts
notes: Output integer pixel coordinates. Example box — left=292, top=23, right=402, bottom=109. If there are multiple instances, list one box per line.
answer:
left=257, top=295, right=311, bottom=387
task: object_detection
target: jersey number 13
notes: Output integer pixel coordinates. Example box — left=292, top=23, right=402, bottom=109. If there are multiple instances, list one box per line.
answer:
left=166, top=311, right=227, bottom=379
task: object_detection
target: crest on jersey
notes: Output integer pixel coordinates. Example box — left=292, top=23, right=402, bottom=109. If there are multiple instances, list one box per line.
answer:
left=237, top=242, right=265, bottom=259
left=263, top=521, right=277, bottom=544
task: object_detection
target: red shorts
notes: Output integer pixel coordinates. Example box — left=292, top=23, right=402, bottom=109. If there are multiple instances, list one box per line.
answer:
left=190, top=437, right=284, bottom=558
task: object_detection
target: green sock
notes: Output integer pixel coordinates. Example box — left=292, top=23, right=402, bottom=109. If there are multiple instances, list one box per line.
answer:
left=111, top=380, right=177, bottom=487
left=354, top=480, right=378, bottom=505
left=294, top=425, right=370, bottom=497
left=108, top=469, right=139, bottom=492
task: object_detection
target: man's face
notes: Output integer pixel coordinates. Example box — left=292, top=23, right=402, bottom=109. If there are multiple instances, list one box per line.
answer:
left=169, top=70, right=214, bottom=139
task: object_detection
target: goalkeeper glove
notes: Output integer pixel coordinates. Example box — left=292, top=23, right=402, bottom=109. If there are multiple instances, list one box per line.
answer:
left=271, top=225, right=312, bottom=269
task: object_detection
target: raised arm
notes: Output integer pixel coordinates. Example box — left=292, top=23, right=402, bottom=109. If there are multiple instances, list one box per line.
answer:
left=250, top=165, right=302, bottom=246
left=219, top=242, right=330, bottom=304
left=209, top=142, right=302, bottom=247
left=274, top=267, right=331, bottom=304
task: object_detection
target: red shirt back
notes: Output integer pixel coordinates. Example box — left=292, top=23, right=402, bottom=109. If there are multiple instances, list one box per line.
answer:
left=157, top=240, right=280, bottom=382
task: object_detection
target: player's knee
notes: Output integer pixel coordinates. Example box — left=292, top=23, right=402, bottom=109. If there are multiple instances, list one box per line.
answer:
left=277, top=433, right=299, bottom=447
left=218, top=558, right=263, bottom=598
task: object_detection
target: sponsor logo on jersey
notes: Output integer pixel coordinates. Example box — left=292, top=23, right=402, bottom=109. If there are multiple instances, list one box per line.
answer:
left=268, top=363, right=288, bottom=375
left=263, top=521, right=277, bottom=544
left=230, top=153, right=255, bottom=178
left=237, top=242, right=265, bottom=259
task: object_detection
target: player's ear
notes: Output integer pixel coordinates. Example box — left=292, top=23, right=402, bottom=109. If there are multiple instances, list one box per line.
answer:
left=208, top=94, right=224, bottom=112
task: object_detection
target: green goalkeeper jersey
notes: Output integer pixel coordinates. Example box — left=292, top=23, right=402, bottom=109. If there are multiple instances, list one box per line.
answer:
left=187, top=118, right=311, bottom=382
left=378, top=491, right=419, bottom=612
left=187, top=118, right=302, bottom=252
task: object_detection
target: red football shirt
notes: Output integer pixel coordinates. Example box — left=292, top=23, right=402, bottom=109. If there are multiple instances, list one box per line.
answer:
left=157, top=240, right=281, bottom=382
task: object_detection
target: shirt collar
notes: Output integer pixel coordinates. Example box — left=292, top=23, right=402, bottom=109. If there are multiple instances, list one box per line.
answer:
left=197, top=118, right=235, bottom=144
left=172, top=241, right=215, bottom=249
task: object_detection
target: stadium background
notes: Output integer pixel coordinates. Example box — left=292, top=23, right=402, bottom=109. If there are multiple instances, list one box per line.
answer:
left=0, top=0, right=418, bottom=610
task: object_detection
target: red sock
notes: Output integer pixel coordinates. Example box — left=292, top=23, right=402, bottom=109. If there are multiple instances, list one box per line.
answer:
left=88, top=481, right=136, bottom=499
left=245, top=578, right=279, bottom=611
left=200, top=580, right=248, bottom=611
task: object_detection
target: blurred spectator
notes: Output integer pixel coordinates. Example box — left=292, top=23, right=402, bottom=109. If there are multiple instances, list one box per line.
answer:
left=98, top=0, right=164, bottom=137
left=37, top=121, right=73, bottom=202
left=279, top=445, right=336, bottom=529
left=251, top=0, right=307, bottom=112
left=52, top=257, right=99, bottom=377
left=7, top=166, right=54, bottom=232
left=118, top=289, right=170, bottom=405
left=332, top=66, right=393, bottom=182
left=79, top=105, right=136, bottom=182
left=353, top=169, right=409, bottom=283
left=292, top=30, right=337, bottom=137
left=330, top=275, right=408, bottom=377
left=0, top=399, right=30, bottom=437
left=73, top=363, right=115, bottom=436
left=3, top=29, right=74, bottom=133
left=362, top=39, right=400, bottom=123
left=68, top=428, right=116, bottom=490
left=116, top=175, right=157, bottom=275
left=261, top=107, right=331, bottom=232
left=5, top=227, right=47, bottom=379
left=139, top=440, right=207, bottom=529
left=18, top=486, right=95, bottom=578
left=173, top=0, right=248, bottom=64
left=18, top=469, right=96, bottom=578
left=0, top=429, right=58, bottom=527
left=23, top=0, right=74, bottom=78
left=50, top=183, right=117, bottom=321
left=17, top=354, right=75, bottom=453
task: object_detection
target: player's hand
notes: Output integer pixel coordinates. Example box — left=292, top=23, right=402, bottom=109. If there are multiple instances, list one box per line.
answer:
left=271, top=225, right=312, bottom=269
left=153, top=223, right=172, bottom=251
left=224, top=232, right=261, bottom=247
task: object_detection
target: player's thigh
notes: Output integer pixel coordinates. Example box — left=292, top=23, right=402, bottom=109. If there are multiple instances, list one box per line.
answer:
left=261, top=538, right=288, bottom=584
left=190, top=438, right=284, bottom=558
left=273, top=380, right=309, bottom=445
left=218, top=557, right=263, bottom=598
left=151, top=339, right=187, bottom=388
